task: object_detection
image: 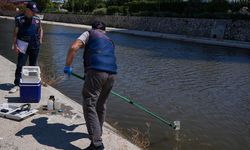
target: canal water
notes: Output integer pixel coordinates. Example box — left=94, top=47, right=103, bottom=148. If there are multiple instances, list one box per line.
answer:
left=0, top=18, right=250, bottom=150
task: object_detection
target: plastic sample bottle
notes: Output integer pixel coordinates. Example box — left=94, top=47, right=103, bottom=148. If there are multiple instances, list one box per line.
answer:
left=47, top=95, right=55, bottom=110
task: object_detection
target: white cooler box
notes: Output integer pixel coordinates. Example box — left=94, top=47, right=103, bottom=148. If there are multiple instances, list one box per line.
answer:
left=20, top=66, right=41, bottom=103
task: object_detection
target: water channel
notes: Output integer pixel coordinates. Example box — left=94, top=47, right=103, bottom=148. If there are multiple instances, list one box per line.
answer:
left=0, top=18, right=250, bottom=150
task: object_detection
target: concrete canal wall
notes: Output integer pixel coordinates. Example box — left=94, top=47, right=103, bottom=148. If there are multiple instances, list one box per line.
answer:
left=0, top=10, right=249, bottom=42
left=43, top=14, right=250, bottom=42
left=1, top=10, right=250, bottom=49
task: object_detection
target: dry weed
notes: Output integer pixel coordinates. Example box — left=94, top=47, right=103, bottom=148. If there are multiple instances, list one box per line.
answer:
left=129, top=122, right=151, bottom=150
left=39, top=64, right=64, bottom=86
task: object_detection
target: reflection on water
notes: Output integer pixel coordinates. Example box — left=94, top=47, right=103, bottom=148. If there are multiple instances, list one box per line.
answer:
left=0, top=18, right=250, bottom=150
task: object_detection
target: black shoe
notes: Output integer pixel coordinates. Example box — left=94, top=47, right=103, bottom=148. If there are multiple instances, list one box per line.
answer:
left=83, top=143, right=104, bottom=150
left=95, top=144, right=104, bottom=150
left=83, top=143, right=95, bottom=150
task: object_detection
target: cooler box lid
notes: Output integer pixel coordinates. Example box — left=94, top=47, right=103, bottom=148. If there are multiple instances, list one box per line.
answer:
left=21, top=66, right=41, bottom=83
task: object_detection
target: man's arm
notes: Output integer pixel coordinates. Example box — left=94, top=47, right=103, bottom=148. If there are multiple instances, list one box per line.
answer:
left=13, top=26, right=20, bottom=53
left=39, top=23, right=43, bottom=44
left=65, top=39, right=84, bottom=67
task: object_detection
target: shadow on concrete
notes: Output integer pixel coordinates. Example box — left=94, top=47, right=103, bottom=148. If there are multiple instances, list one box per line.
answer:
left=5, top=96, right=20, bottom=103
left=15, top=117, right=88, bottom=150
left=0, top=83, right=14, bottom=91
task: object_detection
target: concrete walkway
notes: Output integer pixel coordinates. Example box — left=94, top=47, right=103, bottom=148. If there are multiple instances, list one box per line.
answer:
left=1, top=15, right=250, bottom=49
left=0, top=55, right=140, bottom=150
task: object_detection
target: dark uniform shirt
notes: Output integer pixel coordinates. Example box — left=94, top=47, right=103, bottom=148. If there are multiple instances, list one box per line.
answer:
left=15, top=14, right=41, bottom=49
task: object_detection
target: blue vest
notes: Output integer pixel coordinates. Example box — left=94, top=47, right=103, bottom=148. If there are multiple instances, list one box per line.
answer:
left=15, top=14, right=41, bottom=49
left=84, top=30, right=117, bottom=74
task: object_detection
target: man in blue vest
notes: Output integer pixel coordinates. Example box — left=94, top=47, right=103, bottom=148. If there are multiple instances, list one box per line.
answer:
left=64, top=21, right=117, bottom=150
left=9, top=2, right=43, bottom=93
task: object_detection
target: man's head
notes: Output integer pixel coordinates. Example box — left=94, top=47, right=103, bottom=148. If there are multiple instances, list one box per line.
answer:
left=25, top=2, right=39, bottom=17
left=92, top=21, right=106, bottom=31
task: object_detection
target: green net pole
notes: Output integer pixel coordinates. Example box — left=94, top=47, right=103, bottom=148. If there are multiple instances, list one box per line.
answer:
left=71, top=72, right=176, bottom=129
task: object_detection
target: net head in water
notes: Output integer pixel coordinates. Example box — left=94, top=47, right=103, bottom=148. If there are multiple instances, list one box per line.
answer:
left=174, top=121, right=181, bottom=130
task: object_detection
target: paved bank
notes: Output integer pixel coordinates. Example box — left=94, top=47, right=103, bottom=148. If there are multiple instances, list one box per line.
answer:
left=0, top=15, right=250, bottom=49
left=0, top=55, right=140, bottom=150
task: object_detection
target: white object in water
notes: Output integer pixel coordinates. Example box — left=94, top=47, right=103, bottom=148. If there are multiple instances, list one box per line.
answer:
left=174, top=121, right=181, bottom=130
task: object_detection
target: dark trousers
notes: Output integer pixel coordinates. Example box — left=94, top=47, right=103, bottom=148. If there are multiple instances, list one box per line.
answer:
left=82, top=69, right=115, bottom=147
left=14, top=48, right=39, bottom=86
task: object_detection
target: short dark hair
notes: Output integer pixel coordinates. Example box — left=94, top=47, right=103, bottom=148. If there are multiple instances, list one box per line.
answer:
left=92, top=21, right=106, bottom=31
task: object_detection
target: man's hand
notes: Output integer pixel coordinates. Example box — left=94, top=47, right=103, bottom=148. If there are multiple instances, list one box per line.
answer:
left=13, top=26, right=19, bottom=54
left=13, top=44, right=21, bottom=54
left=64, top=66, right=72, bottom=76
